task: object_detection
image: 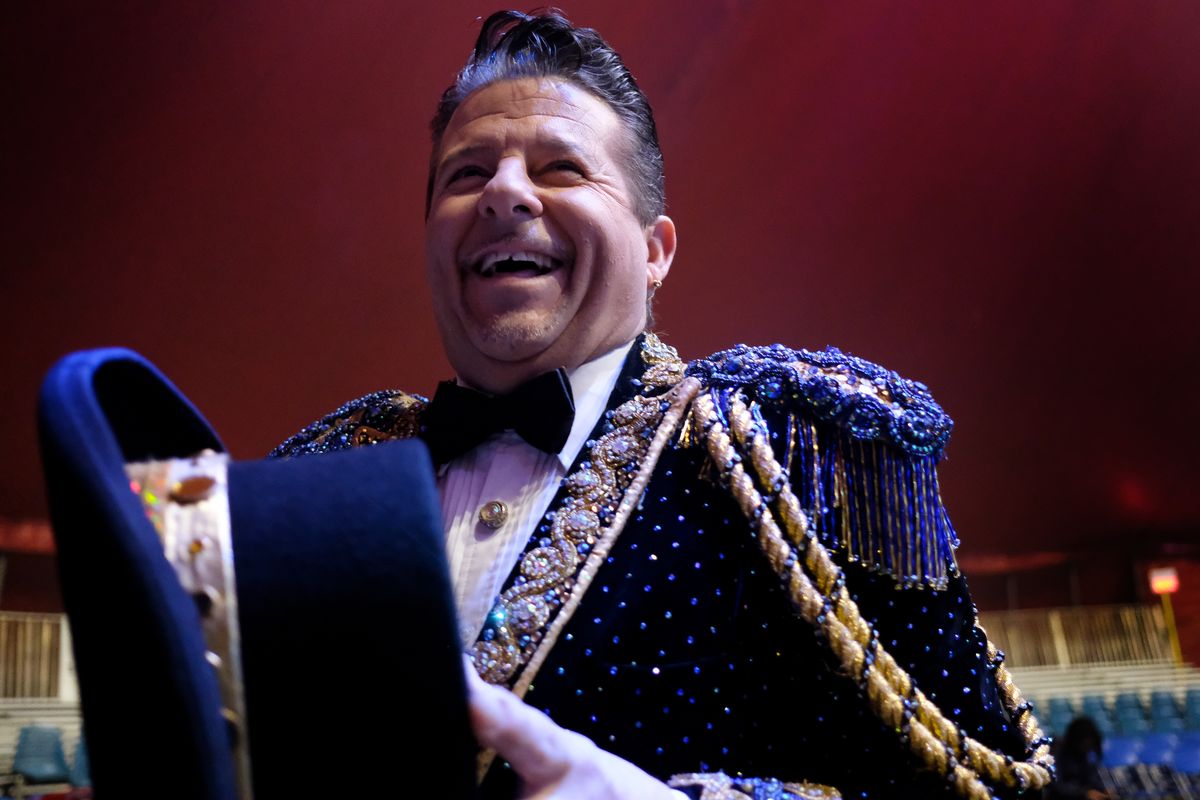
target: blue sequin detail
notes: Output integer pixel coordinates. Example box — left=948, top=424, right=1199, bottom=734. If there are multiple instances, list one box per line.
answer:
left=686, top=343, right=952, bottom=458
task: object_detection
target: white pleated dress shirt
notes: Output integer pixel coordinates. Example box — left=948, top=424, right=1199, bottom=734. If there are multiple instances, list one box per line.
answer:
left=439, top=341, right=633, bottom=648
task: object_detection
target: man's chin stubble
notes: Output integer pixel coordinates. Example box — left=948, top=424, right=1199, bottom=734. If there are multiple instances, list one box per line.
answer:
left=470, top=311, right=564, bottom=361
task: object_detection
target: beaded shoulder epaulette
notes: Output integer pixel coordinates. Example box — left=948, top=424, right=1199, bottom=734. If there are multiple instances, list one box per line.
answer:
left=686, top=343, right=958, bottom=590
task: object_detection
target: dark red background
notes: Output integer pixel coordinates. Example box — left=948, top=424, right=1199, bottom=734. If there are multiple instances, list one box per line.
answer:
left=4, top=3, right=1199, bottom=604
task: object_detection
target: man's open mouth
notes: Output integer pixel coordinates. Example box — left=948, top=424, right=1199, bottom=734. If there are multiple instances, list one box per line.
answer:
left=476, top=251, right=563, bottom=277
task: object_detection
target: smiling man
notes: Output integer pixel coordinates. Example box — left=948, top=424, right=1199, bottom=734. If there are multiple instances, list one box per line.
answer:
left=273, top=10, right=1054, bottom=799
left=425, top=76, right=674, bottom=393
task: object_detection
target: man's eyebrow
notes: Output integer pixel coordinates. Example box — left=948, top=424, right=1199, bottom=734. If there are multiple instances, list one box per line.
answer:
left=536, top=135, right=591, bottom=159
left=438, top=136, right=594, bottom=171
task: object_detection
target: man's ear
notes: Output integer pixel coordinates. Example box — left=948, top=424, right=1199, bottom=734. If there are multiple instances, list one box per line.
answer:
left=645, top=215, right=676, bottom=286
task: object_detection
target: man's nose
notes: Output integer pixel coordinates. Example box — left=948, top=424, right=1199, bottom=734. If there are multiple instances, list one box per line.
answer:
left=478, top=159, right=543, bottom=221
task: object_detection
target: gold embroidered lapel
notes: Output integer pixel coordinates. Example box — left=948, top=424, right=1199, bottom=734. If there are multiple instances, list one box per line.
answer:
left=470, top=334, right=691, bottom=698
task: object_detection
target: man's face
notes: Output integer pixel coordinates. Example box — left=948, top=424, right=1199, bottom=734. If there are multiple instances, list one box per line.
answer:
left=425, top=78, right=674, bottom=393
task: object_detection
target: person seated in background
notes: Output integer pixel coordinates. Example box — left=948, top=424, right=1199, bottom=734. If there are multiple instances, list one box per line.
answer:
left=1046, top=717, right=1113, bottom=800
left=272, top=10, right=1054, bottom=799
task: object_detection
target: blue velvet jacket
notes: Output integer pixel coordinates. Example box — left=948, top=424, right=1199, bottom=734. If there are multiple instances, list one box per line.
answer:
left=271, top=334, right=1053, bottom=800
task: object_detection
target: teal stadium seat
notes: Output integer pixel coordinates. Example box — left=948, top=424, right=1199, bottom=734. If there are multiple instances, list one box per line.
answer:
left=1114, top=691, right=1143, bottom=713
left=1116, top=707, right=1151, bottom=735
left=68, top=735, right=90, bottom=788
left=1112, top=694, right=1150, bottom=736
left=1081, top=695, right=1108, bottom=715
left=1045, top=697, right=1075, bottom=736
left=12, top=725, right=70, bottom=783
left=1150, top=690, right=1178, bottom=711
left=1152, top=712, right=1185, bottom=733
left=1149, top=690, right=1184, bottom=732
left=1050, top=711, right=1076, bottom=736
left=1186, top=689, right=1200, bottom=730
left=1081, top=695, right=1116, bottom=735
left=1047, top=697, right=1073, bottom=715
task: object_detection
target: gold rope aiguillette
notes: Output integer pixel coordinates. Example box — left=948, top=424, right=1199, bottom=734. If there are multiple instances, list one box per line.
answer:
left=690, top=393, right=1053, bottom=799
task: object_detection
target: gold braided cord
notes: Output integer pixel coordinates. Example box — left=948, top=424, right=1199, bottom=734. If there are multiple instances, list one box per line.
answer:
left=734, top=395, right=1054, bottom=792
left=725, top=397, right=1053, bottom=790
left=723, top=394, right=1054, bottom=793
left=689, top=393, right=1053, bottom=799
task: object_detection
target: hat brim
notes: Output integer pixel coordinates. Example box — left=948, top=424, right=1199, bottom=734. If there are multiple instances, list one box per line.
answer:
left=39, top=348, right=474, bottom=798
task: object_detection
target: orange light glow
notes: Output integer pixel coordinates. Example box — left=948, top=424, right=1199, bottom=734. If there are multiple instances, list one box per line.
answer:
left=1150, top=567, right=1179, bottom=595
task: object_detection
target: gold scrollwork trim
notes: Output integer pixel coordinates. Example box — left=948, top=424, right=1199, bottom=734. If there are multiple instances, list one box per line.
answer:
left=469, top=392, right=668, bottom=687
left=470, top=334, right=688, bottom=690
left=512, top=376, right=702, bottom=699
left=471, top=334, right=690, bottom=783
left=668, top=772, right=841, bottom=800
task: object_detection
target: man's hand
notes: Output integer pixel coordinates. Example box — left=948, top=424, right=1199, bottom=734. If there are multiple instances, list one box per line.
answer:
left=465, top=659, right=687, bottom=800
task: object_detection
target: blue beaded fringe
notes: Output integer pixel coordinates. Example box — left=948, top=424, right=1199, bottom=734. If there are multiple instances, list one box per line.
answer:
left=689, top=343, right=960, bottom=590
left=787, top=415, right=959, bottom=590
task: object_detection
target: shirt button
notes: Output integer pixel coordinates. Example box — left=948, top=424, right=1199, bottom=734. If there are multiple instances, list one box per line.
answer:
left=479, top=500, right=509, bottom=530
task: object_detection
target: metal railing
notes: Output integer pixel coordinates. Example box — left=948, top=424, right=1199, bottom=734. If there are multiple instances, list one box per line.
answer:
left=0, top=605, right=1172, bottom=693
left=978, top=603, right=1172, bottom=668
left=0, top=612, right=66, bottom=699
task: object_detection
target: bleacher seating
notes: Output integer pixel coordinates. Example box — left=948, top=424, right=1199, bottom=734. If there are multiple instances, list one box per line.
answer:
left=1013, top=661, right=1200, bottom=734
left=1016, top=662, right=1200, bottom=798
left=7, top=724, right=73, bottom=799
left=0, top=700, right=83, bottom=795
left=1100, top=733, right=1200, bottom=798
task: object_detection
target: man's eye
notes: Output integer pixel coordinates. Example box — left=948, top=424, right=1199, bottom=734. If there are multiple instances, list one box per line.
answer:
left=549, top=161, right=584, bottom=175
left=448, top=165, right=487, bottom=183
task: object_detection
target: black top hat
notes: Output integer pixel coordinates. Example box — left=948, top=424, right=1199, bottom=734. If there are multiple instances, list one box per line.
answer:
left=38, top=348, right=475, bottom=799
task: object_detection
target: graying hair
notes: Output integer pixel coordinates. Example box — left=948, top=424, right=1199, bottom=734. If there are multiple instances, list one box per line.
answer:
left=426, top=9, right=666, bottom=227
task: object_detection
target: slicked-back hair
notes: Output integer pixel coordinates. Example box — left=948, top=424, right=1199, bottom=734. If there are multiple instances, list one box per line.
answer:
left=427, top=9, right=665, bottom=226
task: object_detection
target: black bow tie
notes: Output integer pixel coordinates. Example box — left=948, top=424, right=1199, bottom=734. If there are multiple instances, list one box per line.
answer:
left=421, top=368, right=576, bottom=465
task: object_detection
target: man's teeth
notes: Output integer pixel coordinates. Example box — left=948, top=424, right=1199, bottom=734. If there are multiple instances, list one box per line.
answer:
left=479, top=251, right=557, bottom=277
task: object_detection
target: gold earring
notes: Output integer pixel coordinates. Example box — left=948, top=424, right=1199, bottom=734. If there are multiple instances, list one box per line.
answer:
left=652, top=280, right=663, bottom=290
